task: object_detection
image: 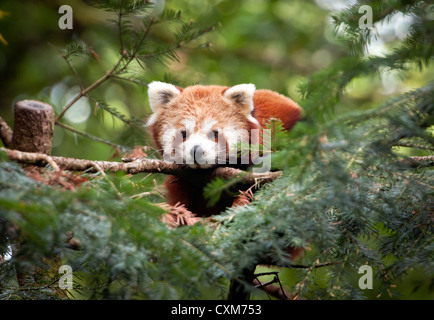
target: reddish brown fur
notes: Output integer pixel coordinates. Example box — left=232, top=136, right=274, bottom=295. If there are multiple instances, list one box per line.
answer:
left=150, top=85, right=253, bottom=153
left=253, top=89, right=301, bottom=131
left=148, top=85, right=301, bottom=217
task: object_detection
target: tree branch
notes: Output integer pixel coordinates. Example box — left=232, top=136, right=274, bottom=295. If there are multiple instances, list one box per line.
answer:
left=253, top=278, right=291, bottom=300
left=396, top=155, right=434, bottom=168
left=55, top=121, right=126, bottom=150
left=0, top=147, right=282, bottom=184
left=55, top=70, right=112, bottom=122
left=0, top=116, right=13, bottom=148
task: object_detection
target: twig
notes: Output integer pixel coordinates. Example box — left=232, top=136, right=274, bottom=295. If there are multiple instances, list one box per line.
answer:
left=138, top=25, right=215, bottom=61
left=253, top=272, right=291, bottom=300
left=39, top=154, right=60, bottom=172
left=55, top=121, right=126, bottom=150
left=118, top=0, right=125, bottom=53
left=55, top=70, right=113, bottom=122
left=48, top=43, right=84, bottom=90
left=286, top=261, right=341, bottom=269
left=92, top=162, right=123, bottom=199
left=254, top=277, right=278, bottom=289
left=55, top=14, right=156, bottom=124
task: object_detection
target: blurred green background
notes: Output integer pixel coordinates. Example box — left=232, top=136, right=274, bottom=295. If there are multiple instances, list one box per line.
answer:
left=1, top=0, right=431, bottom=161
left=0, top=0, right=432, bottom=299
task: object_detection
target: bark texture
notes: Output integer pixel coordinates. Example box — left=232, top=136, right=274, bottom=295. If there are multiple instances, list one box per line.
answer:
left=12, top=100, right=54, bottom=154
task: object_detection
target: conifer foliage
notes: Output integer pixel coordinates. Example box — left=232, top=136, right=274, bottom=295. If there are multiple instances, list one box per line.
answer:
left=0, top=0, right=433, bottom=299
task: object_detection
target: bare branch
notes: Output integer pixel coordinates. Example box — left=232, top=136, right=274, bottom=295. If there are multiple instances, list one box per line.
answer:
left=0, top=147, right=282, bottom=184
left=0, top=116, right=13, bottom=148
left=253, top=277, right=291, bottom=300
left=55, top=121, right=125, bottom=150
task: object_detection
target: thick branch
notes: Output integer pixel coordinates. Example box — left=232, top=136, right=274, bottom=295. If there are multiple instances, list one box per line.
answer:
left=0, top=147, right=282, bottom=184
left=0, top=116, right=13, bottom=148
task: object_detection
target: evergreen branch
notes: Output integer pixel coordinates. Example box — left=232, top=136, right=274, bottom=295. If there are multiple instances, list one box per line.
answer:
left=111, top=74, right=147, bottom=86
left=62, top=41, right=92, bottom=60
left=129, top=17, right=155, bottom=59
left=48, top=43, right=85, bottom=90
left=54, top=9, right=155, bottom=124
left=0, top=147, right=282, bottom=184
left=137, top=24, right=215, bottom=62
left=393, top=141, right=434, bottom=150
left=395, top=155, right=434, bottom=168
left=85, top=0, right=153, bottom=13
left=55, top=70, right=113, bottom=123
left=55, top=50, right=134, bottom=123
left=331, top=0, right=431, bottom=56
left=286, top=261, right=341, bottom=269
left=117, top=0, right=125, bottom=53
left=159, top=9, right=183, bottom=22
left=180, top=239, right=233, bottom=278
left=65, top=57, right=84, bottom=91
left=53, top=5, right=213, bottom=147
left=292, top=262, right=315, bottom=300
left=88, top=97, right=131, bottom=125
left=255, top=256, right=341, bottom=270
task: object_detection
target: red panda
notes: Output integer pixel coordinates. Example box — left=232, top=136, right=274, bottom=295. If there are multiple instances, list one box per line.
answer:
left=146, top=81, right=301, bottom=217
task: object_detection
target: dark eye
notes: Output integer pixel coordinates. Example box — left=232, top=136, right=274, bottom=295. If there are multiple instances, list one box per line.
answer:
left=208, top=130, right=218, bottom=140
left=180, top=130, right=187, bottom=140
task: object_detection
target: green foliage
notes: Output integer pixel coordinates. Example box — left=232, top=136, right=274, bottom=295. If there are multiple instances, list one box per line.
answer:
left=86, top=0, right=154, bottom=13
left=300, top=0, right=433, bottom=120
left=0, top=0, right=433, bottom=300
left=0, top=161, right=223, bottom=299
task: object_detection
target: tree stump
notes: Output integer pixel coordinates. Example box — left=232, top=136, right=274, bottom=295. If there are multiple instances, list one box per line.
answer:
left=12, top=100, right=55, bottom=154
left=2, top=100, right=55, bottom=289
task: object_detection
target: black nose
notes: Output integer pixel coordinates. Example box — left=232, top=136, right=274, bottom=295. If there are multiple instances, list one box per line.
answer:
left=190, top=145, right=203, bottom=161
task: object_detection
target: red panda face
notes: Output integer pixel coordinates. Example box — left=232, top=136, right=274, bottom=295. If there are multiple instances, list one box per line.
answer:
left=147, top=82, right=259, bottom=168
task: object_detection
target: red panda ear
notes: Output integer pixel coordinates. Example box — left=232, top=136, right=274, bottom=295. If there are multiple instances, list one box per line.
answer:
left=148, top=81, right=181, bottom=112
left=223, top=84, right=258, bottom=125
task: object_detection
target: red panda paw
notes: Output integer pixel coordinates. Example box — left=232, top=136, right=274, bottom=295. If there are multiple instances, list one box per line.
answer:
left=231, top=187, right=255, bottom=208
left=161, top=202, right=203, bottom=227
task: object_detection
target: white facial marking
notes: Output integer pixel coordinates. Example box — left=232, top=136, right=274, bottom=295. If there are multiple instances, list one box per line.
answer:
left=181, top=118, right=196, bottom=133
left=202, top=118, right=217, bottom=132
